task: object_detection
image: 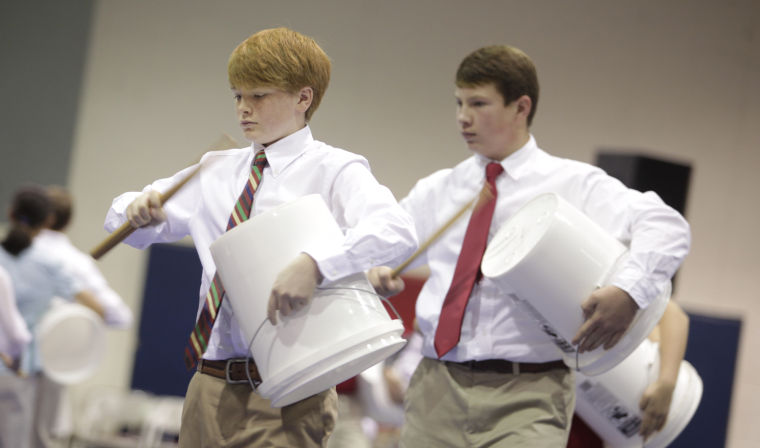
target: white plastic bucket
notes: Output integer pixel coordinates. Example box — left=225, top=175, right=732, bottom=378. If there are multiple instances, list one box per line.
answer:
left=481, top=193, right=669, bottom=375
left=210, top=194, right=407, bottom=407
left=574, top=338, right=703, bottom=447
left=36, top=300, right=106, bottom=384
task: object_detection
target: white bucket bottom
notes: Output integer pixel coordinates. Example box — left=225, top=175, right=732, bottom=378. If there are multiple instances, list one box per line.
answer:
left=252, top=274, right=407, bottom=408
left=574, top=338, right=703, bottom=447
left=258, top=322, right=405, bottom=407
left=36, top=300, right=106, bottom=384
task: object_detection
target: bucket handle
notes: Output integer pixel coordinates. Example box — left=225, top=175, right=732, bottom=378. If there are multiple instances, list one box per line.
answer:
left=316, top=285, right=404, bottom=321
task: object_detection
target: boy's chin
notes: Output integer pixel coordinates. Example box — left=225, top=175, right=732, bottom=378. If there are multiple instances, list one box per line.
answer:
left=465, top=142, right=487, bottom=155
left=243, top=136, right=270, bottom=146
left=468, top=145, right=507, bottom=161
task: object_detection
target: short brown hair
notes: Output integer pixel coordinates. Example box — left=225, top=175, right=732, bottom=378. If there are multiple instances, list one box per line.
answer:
left=47, top=185, right=73, bottom=231
left=456, top=45, right=539, bottom=126
left=2, top=185, right=52, bottom=256
left=228, top=27, right=331, bottom=121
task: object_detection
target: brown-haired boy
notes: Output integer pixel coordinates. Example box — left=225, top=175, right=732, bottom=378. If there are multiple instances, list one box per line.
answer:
left=105, top=27, right=417, bottom=447
left=369, top=44, right=690, bottom=446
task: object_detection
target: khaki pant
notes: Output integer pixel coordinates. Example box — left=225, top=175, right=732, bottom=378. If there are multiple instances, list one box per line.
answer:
left=401, top=357, right=575, bottom=448
left=179, top=372, right=338, bottom=448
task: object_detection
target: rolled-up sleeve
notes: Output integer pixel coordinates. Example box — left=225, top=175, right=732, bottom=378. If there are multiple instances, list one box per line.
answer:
left=104, top=163, right=201, bottom=249
left=582, top=172, right=691, bottom=308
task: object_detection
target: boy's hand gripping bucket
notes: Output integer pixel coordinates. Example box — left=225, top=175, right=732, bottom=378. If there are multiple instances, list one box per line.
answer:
left=574, top=338, right=703, bottom=447
left=210, top=194, right=406, bottom=407
left=481, top=193, right=670, bottom=376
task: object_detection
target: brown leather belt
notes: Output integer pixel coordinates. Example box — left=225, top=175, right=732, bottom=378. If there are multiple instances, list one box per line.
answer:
left=446, top=359, right=567, bottom=375
left=198, top=358, right=262, bottom=386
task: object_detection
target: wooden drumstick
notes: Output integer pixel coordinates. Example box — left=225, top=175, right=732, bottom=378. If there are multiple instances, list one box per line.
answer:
left=89, top=165, right=200, bottom=259
left=89, top=134, right=240, bottom=260
left=390, top=184, right=495, bottom=278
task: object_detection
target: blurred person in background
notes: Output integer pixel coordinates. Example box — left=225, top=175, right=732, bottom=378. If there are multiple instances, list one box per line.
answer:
left=0, top=264, right=31, bottom=371
left=29, top=185, right=134, bottom=445
left=38, top=185, right=132, bottom=329
left=0, top=185, right=105, bottom=448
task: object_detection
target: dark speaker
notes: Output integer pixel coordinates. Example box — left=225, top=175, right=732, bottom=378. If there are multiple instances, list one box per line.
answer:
left=595, top=151, right=692, bottom=216
left=595, top=151, right=692, bottom=293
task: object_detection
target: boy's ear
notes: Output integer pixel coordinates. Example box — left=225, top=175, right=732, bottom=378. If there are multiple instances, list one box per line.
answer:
left=516, top=95, right=532, bottom=120
left=296, top=87, right=314, bottom=113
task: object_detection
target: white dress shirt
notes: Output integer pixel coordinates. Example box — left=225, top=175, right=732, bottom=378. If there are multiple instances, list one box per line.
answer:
left=0, top=265, right=31, bottom=358
left=105, top=125, right=417, bottom=360
left=402, top=135, right=691, bottom=363
left=0, top=242, right=80, bottom=373
left=36, top=230, right=133, bottom=329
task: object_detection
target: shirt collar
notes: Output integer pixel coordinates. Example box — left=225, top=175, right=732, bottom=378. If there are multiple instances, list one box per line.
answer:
left=36, top=229, right=68, bottom=245
left=473, top=134, right=538, bottom=181
left=252, top=125, right=313, bottom=177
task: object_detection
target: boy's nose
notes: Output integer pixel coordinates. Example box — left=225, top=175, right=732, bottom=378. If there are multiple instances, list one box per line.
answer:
left=237, top=100, right=252, bottom=114
left=457, top=108, right=471, bottom=126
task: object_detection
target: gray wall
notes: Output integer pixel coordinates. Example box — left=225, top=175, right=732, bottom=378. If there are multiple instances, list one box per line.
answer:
left=0, top=0, right=94, bottom=211
left=3, top=1, right=759, bottom=446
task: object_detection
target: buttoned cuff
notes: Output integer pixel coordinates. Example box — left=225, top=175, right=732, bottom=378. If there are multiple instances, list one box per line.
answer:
left=609, top=266, right=662, bottom=309
left=304, top=245, right=355, bottom=284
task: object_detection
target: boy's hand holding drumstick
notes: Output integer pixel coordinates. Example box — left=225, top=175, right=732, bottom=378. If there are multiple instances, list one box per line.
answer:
left=89, top=134, right=240, bottom=260
left=368, top=183, right=496, bottom=297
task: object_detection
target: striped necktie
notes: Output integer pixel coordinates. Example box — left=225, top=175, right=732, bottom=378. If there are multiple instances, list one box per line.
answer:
left=184, top=150, right=267, bottom=369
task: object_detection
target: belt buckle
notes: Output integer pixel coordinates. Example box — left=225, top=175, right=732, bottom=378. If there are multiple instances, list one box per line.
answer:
left=225, top=357, right=253, bottom=385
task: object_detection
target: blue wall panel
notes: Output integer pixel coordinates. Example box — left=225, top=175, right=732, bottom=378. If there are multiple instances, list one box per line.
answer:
left=669, top=311, right=742, bottom=447
left=131, top=244, right=201, bottom=397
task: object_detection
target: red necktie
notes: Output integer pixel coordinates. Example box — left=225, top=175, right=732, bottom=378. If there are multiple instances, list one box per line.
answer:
left=434, top=162, right=503, bottom=358
left=184, top=150, right=267, bottom=369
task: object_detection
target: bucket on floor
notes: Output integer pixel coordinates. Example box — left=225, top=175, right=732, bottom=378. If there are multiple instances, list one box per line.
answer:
left=481, top=193, right=670, bottom=376
left=210, top=194, right=407, bottom=407
left=36, top=299, right=106, bottom=384
left=574, top=338, right=703, bottom=447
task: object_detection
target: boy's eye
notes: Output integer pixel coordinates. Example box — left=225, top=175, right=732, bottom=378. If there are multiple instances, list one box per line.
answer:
left=233, top=94, right=241, bottom=101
